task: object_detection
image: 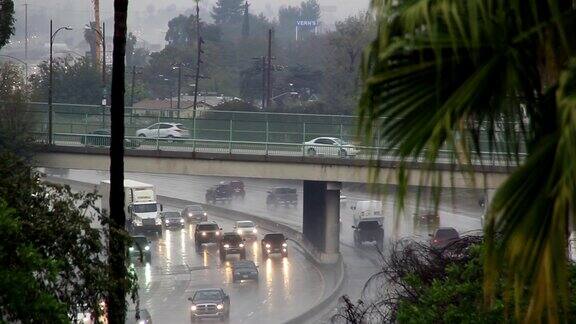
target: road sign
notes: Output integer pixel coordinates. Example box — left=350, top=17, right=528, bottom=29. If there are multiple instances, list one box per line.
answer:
left=296, top=20, right=319, bottom=27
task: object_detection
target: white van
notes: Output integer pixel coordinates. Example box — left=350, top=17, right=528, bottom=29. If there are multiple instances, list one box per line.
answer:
left=351, top=200, right=384, bottom=226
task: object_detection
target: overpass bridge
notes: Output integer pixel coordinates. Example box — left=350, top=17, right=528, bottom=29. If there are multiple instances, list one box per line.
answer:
left=24, top=101, right=518, bottom=263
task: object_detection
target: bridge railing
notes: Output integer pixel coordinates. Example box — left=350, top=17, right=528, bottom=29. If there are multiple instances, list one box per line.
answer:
left=21, top=101, right=526, bottom=166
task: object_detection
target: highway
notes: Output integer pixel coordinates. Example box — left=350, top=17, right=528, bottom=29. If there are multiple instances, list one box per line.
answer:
left=45, top=168, right=484, bottom=322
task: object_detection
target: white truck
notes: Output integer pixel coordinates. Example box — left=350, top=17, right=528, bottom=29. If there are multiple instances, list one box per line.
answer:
left=99, top=179, right=163, bottom=234
left=350, top=200, right=384, bottom=226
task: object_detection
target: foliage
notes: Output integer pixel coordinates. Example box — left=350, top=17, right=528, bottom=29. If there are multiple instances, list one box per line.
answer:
left=83, top=21, right=99, bottom=67
left=0, top=63, right=31, bottom=158
left=126, top=33, right=150, bottom=68
left=211, top=0, right=245, bottom=25
left=0, top=0, right=14, bottom=50
left=0, top=152, right=109, bottom=323
left=333, top=238, right=576, bottom=323
left=359, top=0, right=576, bottom=321
left=29, top=57, right=106, bottom=105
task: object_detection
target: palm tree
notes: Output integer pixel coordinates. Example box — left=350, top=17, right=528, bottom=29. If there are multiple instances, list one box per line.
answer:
left=359, top=0, right=576, bottom=322
left=107, top=0, right=129, bottom=322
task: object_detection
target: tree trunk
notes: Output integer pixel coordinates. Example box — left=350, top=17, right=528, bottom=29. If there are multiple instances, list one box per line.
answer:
left=107, top=0, right=128, bottom=323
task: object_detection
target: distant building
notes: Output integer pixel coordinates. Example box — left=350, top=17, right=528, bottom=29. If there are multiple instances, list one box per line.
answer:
left=132, top=93, right=238, bottom=118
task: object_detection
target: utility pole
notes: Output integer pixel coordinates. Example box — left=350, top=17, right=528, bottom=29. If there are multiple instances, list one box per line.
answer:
left=261, top=56, right=266, bottom=109
left=24, top=2, right=28, bottom=60
left=130, top=65, right=136, bottom=107
left=266, top=29, right=273, bottom=110
left=177, top=62, right=182, bottom=116
left=192, top=0, right=203, bottom=119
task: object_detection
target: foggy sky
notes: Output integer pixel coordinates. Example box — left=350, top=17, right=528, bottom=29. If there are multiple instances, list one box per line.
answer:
left=11, top=0, right=370, bottom=46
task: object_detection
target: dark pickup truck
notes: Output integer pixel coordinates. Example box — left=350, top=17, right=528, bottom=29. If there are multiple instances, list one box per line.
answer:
left=205, top=183, right=233, bottom=204
left=266, top=187, right=297, bottom=208
left=352, top=220, right=384, bottom=250
left=188, top=288, right=230, bottom=321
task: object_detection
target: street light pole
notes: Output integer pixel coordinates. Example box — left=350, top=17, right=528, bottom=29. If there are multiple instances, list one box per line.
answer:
left=48, top=20, right=72, bottom=144
left=177, top=62, right=182, bottom=118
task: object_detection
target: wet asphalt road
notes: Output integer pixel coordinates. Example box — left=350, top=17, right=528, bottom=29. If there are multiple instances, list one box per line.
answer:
left=48, top=168, right=484, bottom=323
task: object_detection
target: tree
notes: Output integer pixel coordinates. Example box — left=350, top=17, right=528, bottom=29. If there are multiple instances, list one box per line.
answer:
left=211, top=0, right=244, bottom=25
left=126, top=33, right=150, bottom=67
left=0, top=0, right=14, bottom=50
left=108, top=0, right=129, bottom=322
left=277, top=5, right=300, bottom=41
left=29, top=57, right=104, bottom=105
left=299, top=0, right=320, bottom=21
left=84, top=21, right=99, bottom=67
left=0, top=152, right=110, bottom=322
left=359, top=0, right=576, bottom=322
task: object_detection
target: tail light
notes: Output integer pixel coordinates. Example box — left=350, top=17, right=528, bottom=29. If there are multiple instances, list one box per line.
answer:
left=174, top=129, right=182, bottom=132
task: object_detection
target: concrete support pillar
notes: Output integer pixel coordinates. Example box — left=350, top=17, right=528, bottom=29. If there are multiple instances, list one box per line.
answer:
left=302, top=180, right=341, bottom=263
left=324, top=182, right=341, bottom=255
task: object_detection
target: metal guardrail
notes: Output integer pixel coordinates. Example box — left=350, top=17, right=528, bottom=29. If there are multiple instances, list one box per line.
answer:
left=33, top=131, right=524, bottom=167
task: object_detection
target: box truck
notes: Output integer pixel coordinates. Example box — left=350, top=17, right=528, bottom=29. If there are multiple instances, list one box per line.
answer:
left=99, top=179, right=163, bottom=234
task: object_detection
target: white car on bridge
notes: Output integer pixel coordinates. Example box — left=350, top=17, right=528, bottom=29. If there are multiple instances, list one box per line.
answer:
left=304, top=137, right=358, bottom=157
left=135, top=122, right=189, bottom=139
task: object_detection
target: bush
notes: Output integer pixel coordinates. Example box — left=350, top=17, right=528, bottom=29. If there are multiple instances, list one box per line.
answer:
left=333, top=237, right=576, bottom=323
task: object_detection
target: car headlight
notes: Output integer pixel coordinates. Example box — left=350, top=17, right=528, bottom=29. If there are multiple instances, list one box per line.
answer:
left=265, top=243, right=271, bottom=248
left=253, top=229, right=257, bottom=234
left=144, top=245, right=150, bottom=251
left=180, top=219, right=184, bottom=223
left=239, top=243, right=244, bottom=248
left=216, top=304, right=223, bottom=310
left=237, top=229, right=242, bottom=235
left=165, top=219, right=170, bottom=224
left=138, top=320, right=146, bottom=324
left=188, top=213, right=193, bottom=217
left=191, top=305, right=197, bottom=311
left=202, top=232, right=206, bottom=236
left=215, top=231, right=220, bottom=236
left=133, top=219, right=143, bottom=226
left=282, top=243, right=288, bottom=247
left=129, top=247, right=134, bottom=252
left=203, top=212, right=207, bottom=216
left=282, top=248, right=287, bottom=252
left=223, top=244, right=230, bottom=248
left=155, top=218, right=162, bottom=225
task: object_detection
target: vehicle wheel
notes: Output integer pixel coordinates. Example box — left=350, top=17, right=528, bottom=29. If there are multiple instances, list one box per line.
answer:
left=191, top=315, right=197, bottom=322
left=338, top=149, right=347, bottom=158
left=354, top=238, right=361, bottom=248
left=138, top=134, right=146, bottom=138
left=377, top=241, right=384, bottom=251
left=307, top=148, right=316, bottom=156
left=167, top=134, right=175, bottom=143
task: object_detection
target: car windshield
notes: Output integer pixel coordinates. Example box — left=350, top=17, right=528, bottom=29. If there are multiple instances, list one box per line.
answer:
left=223, top=235, right=242, bottom=244
left=264, top=234, right=285, bottom=242
left=186, top=205, right=203, bottom=212
left=132, top=203, right=157, bottom=213
left=163, top=212, right=180, bottom=219
left=131, top=236, right=148, bottom=247
left=197, top=224, right=218, bottom=231
left=234, top=261, right=255, bottom=269
left=193, top=290, right=222, bottom=302
left=275, top=188, right=296, bottom=194
left=358, top=221, right=380, bottom=230
left=230, top=181, right=244, bottom=188
left=436, top=228, right=459, bottom=240
left=237, top=221, right=254, bottom=228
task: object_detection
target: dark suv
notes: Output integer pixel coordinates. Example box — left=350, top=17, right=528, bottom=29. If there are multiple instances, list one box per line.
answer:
left=205, top=184, right=233, bottom=204
left=219, top=232, right=246, bottom=260
left=352, top=220, right=384, bottom=250
left=188, top=288, right=230, bottom=321
left=266, top=187, right=297, bottom=208
left=128, top=235, right=152, bottom=262
left=182, top=205, right=207, bottom=223
left=261, top=233, right=288, bottom=259
left=194, top=222, right=222, bottom=249
left=430, top=227, right=460, bottom=249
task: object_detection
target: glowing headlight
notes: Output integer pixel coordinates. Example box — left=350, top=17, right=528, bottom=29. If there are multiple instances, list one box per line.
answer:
left=138, top=320, right=146, bottom=324
left=252, top=229, right=257, bottom=234
left=190, top=305, right=197, bottom=311
left=202, top=232, right=206, bottom=236
left=237, top=229, right=242, bottom=235
left=223, top=244, right=230, bottom=248
left=215, top=231, right=220, bottom=236
left=155, top=218, right=162, bottom=225
left=216, top=304, right=224, bottom=310
left=165, top=219, right=170, bottom=224
left=282, top=243, right=288, bottom=247
left=133, top=219, right=143, bottom=226
left=144, top=245, right=150, bottom=251
left=265, top=243, right=271, bottom=248
left=188, top=213, right=193, bottom=217
left=203, top=212, right=207, bottom=216
left=129, top=247, right=134, bottom=252
left=239, top=243, right=244, bottom=248
left=180, top=219, right=184, bottom=223
left=282, top=248, right=287, bottom=252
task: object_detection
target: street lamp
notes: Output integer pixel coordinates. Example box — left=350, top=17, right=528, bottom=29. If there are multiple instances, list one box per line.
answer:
left=48, top=19, right=72, bottom=145
left=0, top=54, right=28, bottom=88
